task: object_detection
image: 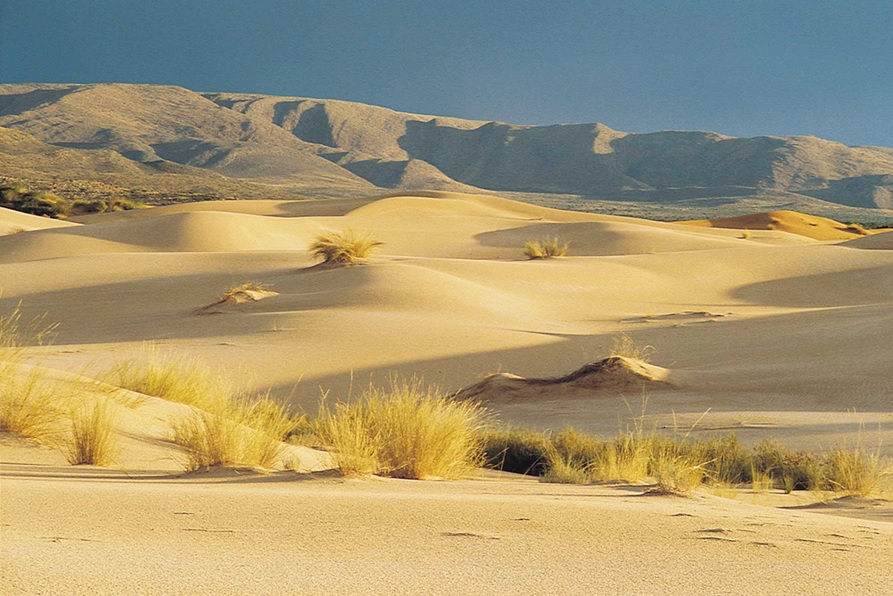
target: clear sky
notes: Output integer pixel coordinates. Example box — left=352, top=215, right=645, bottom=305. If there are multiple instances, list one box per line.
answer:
left=1, top=0, right=891, bottom=146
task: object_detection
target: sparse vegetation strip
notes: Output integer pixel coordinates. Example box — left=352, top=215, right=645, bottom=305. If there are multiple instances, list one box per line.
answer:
left=481, top=427, right=886, bottom=496
left=1, top=183, right=146, bottom=218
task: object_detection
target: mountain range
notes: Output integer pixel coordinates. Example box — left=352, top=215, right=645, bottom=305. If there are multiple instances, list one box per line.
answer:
left=2, top=83, right=892, bottom=220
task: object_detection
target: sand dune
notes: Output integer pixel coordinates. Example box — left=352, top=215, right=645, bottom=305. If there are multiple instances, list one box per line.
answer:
left=2, top=191, right=892, bottom=594
left=680, top=209, right=884, bottom=240
left=0, top=205, right=78, bottom=235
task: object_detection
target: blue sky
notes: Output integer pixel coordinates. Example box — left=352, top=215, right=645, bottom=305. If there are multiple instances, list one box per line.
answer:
left=1, top=0, right=891, bottom=146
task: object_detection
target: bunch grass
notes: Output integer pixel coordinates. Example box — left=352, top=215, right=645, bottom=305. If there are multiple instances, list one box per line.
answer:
left=65, top=398, right=118, bottom=466
left=317, top=377, right=489, bottom=479
left=310, top=229, right=383, bottom=265
left=523, top=236, right=569, bottom=259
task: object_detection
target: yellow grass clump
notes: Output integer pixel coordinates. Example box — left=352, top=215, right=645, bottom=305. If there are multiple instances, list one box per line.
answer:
left=0, top=368, right=64, bottom=442
left=0, top=304, right=63, bottom=442
left=65, top=399, right=119, bottom=466
left=824, top=446, right=881, bottom=496
left=171, top=389, right=298, bottom=472
left=609, top=334, right=655, bottom=362
left=310, top=229, right=383, bottom=265
left=106, top=344, right=222, bottom=408
left=523, top=236, right=569, bottom=259
left=317, top=377, right=489, bottom=479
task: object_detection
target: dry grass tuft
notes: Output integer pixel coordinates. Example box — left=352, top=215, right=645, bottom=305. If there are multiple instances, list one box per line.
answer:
left=523, top=236, right=569, bottom=259
left=171, top=390, right=298, bottom=472
left=0, top=304, right=63, bottom=442
left=824, top=447, right=881, bottom=496
left=0, top=303, right=57, bottom=362
left=310, top=229, right=383, bottom=265
left=317, top=377, right=489, bottom=479
left=609, top=334, right=655, bottom=362
left=106, top=345, right=222, bottom=408
left=0, top=368, right=65, bottom=441
left=65, top=399, right=118, bottom=466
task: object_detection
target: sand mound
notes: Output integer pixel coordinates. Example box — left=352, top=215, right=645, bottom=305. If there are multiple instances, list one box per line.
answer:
left=0, top=210, right=330, bottom=261
left=680, top=210, right=871, bottom=240
left=453, top=357, right=673, bottom=402
left=0, top=205, right=78, bottom=235
left=841, top=229, right=893, bottom=250
left=347, top=191, right=595, bottom=221
left=195, top=284, right=280, bottom=315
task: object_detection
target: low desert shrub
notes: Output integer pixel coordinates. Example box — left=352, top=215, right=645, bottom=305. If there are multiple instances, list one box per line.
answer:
left=480, top=427, right=551, bottom=475
left=310, top=229, right=383, bottom=265
left=523, top=236, right=569, bottom=259
left=317, top=377, right=488, bottom=479
left=65, top=399, right=118, bottom=466
left=752, top=440, right=822, bottom=492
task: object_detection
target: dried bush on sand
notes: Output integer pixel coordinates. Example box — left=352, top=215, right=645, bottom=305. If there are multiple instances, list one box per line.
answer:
left=523, top=237, right=569, bottom=259
left=310, top=229, right=383, bottom=265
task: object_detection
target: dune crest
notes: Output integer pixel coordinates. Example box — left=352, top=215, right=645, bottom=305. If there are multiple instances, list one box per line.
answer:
left=680, top=210, right=881, bottom=240
left=454, top=357, right=674, bottom=402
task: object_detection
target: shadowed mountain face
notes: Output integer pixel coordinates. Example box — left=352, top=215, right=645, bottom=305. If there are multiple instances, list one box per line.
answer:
left=2, top=83, right=893, bottom=214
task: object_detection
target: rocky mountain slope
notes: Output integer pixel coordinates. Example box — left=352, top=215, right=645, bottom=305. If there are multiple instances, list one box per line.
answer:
left=2, top=83, right=892, bottom=217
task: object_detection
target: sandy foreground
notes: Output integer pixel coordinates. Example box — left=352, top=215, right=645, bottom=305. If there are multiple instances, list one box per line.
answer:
left=2, top=191, right=892, bottom=594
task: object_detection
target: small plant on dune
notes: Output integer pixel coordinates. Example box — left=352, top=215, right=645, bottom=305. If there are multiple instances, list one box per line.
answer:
left=609, top=334, right=654, bottom=362
left=317, top=377, right=489, bottom=479
left=0, top=303, right=57, bottom=362
left=106, top=345, right=222, bottom=408
left=65, top=398, right=119, bottom=466
left=740, top=229, right=752, bottom=239
left=823, top=446, right=881, bottom=497
left=309, top=229, right=383, bottom=265
left=649, top=450, right=705, bottom=495
left=0, top=369, right=65, bottom=442
left=0, top=304, right=63, bottom=442
left=171, top=392, right=298, bottom=471
left=523, top=236, right=569, bottom=259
